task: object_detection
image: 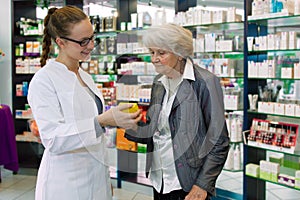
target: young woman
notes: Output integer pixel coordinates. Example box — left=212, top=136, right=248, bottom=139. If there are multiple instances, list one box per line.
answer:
left=28, top=6, right=141, bottom=200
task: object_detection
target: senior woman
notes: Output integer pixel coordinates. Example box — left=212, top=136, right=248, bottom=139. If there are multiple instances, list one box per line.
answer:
left=125, top=23, right=229, bottom=200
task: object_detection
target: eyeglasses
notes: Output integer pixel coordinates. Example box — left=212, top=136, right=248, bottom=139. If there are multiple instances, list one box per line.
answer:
left=60, top=35, right=95, bottom=47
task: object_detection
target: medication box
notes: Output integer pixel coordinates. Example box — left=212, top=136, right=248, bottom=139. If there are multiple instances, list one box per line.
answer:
left=116, top=128, right=137, bottom=152
left=119, top=102, right=139, bottom=113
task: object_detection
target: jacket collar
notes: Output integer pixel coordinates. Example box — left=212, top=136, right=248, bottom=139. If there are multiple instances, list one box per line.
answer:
left=153, top=70, right=196, bottom=111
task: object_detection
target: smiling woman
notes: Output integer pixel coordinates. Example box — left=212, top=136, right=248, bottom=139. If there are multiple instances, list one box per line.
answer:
left=27, top=5, right=142, bottom=200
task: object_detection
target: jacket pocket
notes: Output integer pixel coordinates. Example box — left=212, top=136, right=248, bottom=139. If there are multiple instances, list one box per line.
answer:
left=186, top=156, right=204, bottom=168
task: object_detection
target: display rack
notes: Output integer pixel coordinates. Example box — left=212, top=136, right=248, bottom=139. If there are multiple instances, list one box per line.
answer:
left=243, top=1, right=300, bottom=198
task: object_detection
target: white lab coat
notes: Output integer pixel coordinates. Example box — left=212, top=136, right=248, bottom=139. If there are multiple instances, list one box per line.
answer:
left=28, top=60, right=112, bottom=200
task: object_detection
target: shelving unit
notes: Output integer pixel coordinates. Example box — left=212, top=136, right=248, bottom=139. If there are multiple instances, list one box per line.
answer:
left=11, top=0, right=82, bottom=168
left=243, top=1, right=300, bottom=199
left=11, top=0, right=42, bottom=168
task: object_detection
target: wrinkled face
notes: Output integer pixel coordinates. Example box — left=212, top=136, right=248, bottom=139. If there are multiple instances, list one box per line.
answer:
left=149, top=47, right=180, bottom=76
left=59, top=18, right=95, bottom=61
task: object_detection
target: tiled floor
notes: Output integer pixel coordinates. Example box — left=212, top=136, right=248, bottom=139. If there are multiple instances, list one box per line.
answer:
left=0, top=167, right=153, bottom=200
left=1, top=159, right=300, bottom=199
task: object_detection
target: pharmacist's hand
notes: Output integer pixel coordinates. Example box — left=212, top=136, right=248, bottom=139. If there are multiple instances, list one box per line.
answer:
left=185, top=185, right=207, bottom=200
left=97, top=104, right=142, bottom=130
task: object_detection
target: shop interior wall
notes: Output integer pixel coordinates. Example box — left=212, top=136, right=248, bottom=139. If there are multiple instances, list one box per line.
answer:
left=0, top=0, right=12, bottom=107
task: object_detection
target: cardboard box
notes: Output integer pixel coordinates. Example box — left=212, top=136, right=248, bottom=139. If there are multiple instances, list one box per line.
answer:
left=116, top=128, right=137, bottom=152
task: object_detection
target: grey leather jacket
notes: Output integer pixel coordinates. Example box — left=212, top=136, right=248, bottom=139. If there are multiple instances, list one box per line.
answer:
left=125, top=61, right=230, bottom=196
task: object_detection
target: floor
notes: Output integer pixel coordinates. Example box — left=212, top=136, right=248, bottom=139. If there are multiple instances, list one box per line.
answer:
left=0, top=167, right=153, bottom=200
left=2, top=166, right=300, bottom=200
left=2, top=148, right=300, bottom=200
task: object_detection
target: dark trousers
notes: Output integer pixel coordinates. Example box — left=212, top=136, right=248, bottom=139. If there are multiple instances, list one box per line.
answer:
left=153, top=188, right=188, bottom=200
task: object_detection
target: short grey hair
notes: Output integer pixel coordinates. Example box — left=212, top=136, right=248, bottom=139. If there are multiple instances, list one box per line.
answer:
left=142, top=23, right=193, bottom=58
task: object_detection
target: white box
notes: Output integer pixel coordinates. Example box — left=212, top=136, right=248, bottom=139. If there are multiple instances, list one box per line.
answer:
left=227, top=7, right=236, bottom=22
left=252, top=62, right=259, bottom=77
left=195, top=37, right=205, bottom=52
left=260, top=36, right=268, bottom=50
left=267, top=34, right=275, bottom=50
left=296, top=0, right=300, bottom=15
left=204, top=33, right=216, bottom=52
left=185, top=9, right=194, bottom=25
left=265, top=102, right=275, bottom=113
left=274, top=103, right=285, bottom=115
left=280, top=32, right=289, bottom=50
left=295, top=104, right=300, bottom=117
left=285, top=104, right=296, bottom=116
left=289, top=40, right=297, bottom=49
left=258, top=101, right=273, bottom=113
left=268, top=60, right=276, bottom=78
left=201, top=10, right=212, bottom=24
left=194, top=8, right=203, bottom=25
left=224, top=94, right=239, bottom=110
left=248, top=61, right=258, bottom=78
left=216, top=40, right=233, bottom=52
left=212, top=10, right=227, bottom=24
left=294, top=63, right=300, bottom=79
left=289, top=31, right=297, bottom=49
left=258, top=62, right=269, bottom=78
left=258, top=101, right=264, bottom=113
left=281, top=67, right=293, bottom=78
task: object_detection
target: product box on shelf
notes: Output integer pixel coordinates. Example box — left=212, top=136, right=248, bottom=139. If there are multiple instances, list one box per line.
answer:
left=245, top=118, right=300, bottom=154
left=215, top=40, right=233, bottom=52
left=116, top=128, right=137, bottom=152
left=212, top=10, right=227, bottom=24
left=224, top=94, right=241, bottom=110
left=246, top=163, right=260, bottom=178
left=201, top=10, right=212, bottom=24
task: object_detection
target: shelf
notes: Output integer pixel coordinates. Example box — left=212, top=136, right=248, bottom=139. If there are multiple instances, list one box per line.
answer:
left=16, top=132, right=40, bottom=143
left=15, top=117, right=32, bottom=120
left=195, top=51, right=244, bottom=56
left=15, top=73, right=35, bottom=75
left=248, top=77, right=300, bottom=80
left=95, top=31, right=117, bottom=38
left=230, top=141, right=243, bottom=144
left=247, top=140, right=299, bottom=155
left=225, top=109, right=244, bottom=111
left=248, top=13, right=300, bottom=27
left=117, top=74, right=156, bottom=76
left=246, top=175, right=300, bottom=191
left=220, top=76, right=244, bottom=79
left=248, top=110, right=300, bottom=119
left=248, top=49, right=300, bottom=55
left=183, top=21, right=244, bottom=31
left=223, top=168, right=243, bottom=172
left=14, top=35, right=42, bottom=43
left=95, top=28, right=149, bottom=37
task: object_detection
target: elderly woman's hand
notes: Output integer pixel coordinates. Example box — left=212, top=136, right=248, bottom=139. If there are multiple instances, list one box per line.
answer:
left=185, top=185, right=207, bottom=200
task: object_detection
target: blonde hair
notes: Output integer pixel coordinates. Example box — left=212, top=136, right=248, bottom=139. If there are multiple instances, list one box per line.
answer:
left=142, top=23, right=193, bottom=58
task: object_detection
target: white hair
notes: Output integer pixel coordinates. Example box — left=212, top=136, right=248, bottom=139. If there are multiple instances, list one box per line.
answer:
left=142, top=23, right=193, bottom=58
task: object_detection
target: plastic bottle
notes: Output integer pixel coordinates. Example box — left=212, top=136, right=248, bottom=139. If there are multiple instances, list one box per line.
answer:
left=230, top=117, right=237, bottom=142
left=224, top=145, right=234, bottom=170
left=233, top=144, right=241, bottom=170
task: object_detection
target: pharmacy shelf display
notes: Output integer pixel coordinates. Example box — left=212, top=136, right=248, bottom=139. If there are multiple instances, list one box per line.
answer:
left=11, top=0, right=46, bottom=168
left=243, top=1, right=300, bottom=199
left=181, top=19, right=245, bottom=174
